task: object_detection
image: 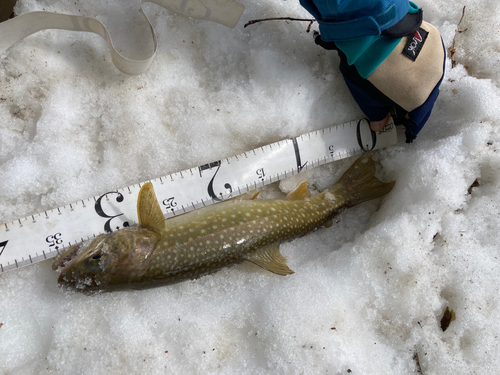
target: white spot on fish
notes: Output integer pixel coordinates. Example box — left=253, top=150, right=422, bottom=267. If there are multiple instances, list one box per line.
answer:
left=325, top=192, right=336, bottom=201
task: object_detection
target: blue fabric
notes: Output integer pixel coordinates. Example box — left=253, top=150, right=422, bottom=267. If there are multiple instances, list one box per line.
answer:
left=335, top=35, right=401, bottom=78
left=343, top=64, right=444, bottom=138
left=406, top=72, right=443, bottom=136
left=343, top=76, right=389, bottom=121
left=302, top=0, right=442, bottom=141
left=333, top=1, right=420, bottom=78
left=300, top=0, right=411, bottom=40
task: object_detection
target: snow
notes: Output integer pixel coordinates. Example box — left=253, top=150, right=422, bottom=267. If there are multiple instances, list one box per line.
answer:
left=1, top=0, right=500, bottom=373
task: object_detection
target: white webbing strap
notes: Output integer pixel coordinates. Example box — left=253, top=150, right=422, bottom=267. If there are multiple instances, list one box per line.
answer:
left=0, top=0, right=244, bottom=75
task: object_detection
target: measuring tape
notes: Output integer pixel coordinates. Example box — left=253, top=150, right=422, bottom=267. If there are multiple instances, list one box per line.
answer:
left=0, top=118, right=397, bottom=273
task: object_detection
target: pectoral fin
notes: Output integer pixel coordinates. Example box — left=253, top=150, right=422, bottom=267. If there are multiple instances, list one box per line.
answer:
left=137, top=182, right=166, bottom=232
left=244, top=244, right=294, bottom=276
left=285, top=181, right=310, bottom=200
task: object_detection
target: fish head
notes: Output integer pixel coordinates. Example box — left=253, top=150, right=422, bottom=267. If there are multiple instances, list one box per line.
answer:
left=52, top=226, right=160, bottom=290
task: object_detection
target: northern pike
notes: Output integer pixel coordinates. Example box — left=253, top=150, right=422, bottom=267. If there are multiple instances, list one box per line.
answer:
left=53, top=152, right=395, bottom=290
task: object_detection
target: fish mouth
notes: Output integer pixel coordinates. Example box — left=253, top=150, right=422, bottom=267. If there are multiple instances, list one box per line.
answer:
left=52, top=243, right=83, bottom=271
left=52, top=234, right=106, bottom=284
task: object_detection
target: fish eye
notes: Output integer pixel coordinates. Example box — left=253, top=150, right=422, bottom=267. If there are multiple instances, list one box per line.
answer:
left=92, top=254, right=102, bottom=260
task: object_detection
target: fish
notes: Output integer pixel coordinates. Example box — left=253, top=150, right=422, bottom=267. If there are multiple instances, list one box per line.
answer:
left=53, top=152, right=395, bottom=291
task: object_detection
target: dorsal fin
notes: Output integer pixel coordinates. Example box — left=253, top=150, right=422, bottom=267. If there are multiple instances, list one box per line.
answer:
left=244, top=244, right=294, bottom=276
left=285, top=181, right=310, bottom=200
left=229, top=189, right=261, bottom=201
left=137, top=182, right=165, bottom=232
left=247, top=190, right=261, bottom=200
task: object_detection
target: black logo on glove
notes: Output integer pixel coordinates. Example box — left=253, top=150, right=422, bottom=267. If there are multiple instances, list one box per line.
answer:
left=402, top=28, right=428, bottom=61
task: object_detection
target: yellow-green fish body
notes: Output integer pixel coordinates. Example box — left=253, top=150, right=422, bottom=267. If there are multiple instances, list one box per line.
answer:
left=53, top=153, right=395, bottom=290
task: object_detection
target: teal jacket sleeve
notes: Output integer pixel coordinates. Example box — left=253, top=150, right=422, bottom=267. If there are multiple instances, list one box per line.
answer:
left=299, top=0, right=411, bottom=40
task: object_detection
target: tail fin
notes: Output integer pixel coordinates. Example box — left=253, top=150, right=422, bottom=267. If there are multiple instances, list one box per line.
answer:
left=333, top=152, right=395, bottom=207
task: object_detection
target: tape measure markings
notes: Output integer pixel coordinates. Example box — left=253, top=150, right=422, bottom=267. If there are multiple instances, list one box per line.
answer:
left=0, top=118, right=396, bottom=273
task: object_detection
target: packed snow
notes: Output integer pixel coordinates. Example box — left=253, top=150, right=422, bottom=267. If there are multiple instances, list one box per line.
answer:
left=1, top=0, right=500, bottom=373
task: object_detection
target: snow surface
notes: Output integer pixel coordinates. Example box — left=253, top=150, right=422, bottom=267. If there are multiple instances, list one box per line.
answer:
left=1, top=0, right=500, bottom=373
